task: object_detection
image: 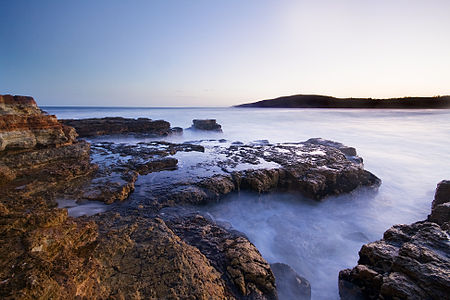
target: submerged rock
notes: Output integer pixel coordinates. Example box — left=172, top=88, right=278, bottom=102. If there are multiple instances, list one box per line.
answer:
left=271, top=263, right=311, bottom=300
left=339, top=180, right=450, bottom=300
left=189, top=119, right=223, bottom=131
left=61, top=117, right=172, bottom=137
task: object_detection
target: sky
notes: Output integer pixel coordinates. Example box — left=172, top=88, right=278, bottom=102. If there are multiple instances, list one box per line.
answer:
left=1, top=0, right=450, bottom=107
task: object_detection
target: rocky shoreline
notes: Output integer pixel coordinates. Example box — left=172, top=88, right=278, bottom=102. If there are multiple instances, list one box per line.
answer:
left=1, top=94, right=448, bottom=299
left=339, top=180, right=450, bottom=299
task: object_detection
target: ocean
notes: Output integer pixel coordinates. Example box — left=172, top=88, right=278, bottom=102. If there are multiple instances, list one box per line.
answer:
left=44, top=106, right=450, bottom=299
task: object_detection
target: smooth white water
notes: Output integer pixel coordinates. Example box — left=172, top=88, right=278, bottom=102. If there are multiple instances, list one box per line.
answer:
left=46, top=106, right=450, bottom=299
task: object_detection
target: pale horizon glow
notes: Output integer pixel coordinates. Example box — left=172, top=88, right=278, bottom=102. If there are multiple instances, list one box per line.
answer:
left=1, top=0, right=449, bottom=106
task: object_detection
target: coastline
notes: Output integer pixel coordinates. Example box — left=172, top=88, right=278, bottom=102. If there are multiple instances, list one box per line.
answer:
left=1, top=94, right=449, bottom=299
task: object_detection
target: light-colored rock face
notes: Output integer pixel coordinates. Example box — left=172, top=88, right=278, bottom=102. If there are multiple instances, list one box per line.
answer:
left=0, top=95, right=76, bottom=151
left=0, top=94, right=41, bottom=115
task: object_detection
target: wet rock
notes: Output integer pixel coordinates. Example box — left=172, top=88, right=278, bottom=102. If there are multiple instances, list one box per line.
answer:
left=271, top=263, right=311, bottom=300
left=144, top=140, right=381, bottom=207
left=60, top=141, right=204, bottom=204
left=305, top=138, right=361, bottom=163
left=171, top=126, right=183, bottom=135
left=339, top=180, right=450, bottom=300
left=61, top=117, right=172, bottom=137
left=190, top=119, right=223, bottom=131
left=1, top=95, right=383, bottom=299
left=428, top=180, right=450, bottom=226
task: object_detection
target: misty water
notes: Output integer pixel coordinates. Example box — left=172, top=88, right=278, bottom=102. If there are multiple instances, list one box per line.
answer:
left=47, top=106, right=450, bottom=299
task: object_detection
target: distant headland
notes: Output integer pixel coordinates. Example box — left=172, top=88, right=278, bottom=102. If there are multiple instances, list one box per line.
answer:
left=235, top=94, right=450, bottom=109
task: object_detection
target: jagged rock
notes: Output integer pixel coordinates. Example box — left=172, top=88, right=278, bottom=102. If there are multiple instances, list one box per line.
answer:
left=190, top=119, right=223, bottom=131
left=1, top=95, right=384, bottom=299
left=163, top=212, right=277, bottom=299
left=428, top=180, right=450, bottom=226
left=61, top=117, right=172, bottom=137
left=130, top=140, right=380, bottom=208
left=271, top=263, right=311, bottom=300
left=0, top=206, right=101, bottom=299
left=339, top=180, right=450, bottom=300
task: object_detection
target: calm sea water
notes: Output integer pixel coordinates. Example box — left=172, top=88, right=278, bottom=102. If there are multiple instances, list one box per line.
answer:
left=45, top=106, right=450, bottom=299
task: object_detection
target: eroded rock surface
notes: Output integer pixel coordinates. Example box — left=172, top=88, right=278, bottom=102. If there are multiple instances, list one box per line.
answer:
left=0, top=94, right=76, bottom=151
left=339, top=180, right=450, bottom=300
left=1, top=94, right=383, bottom=299
left=61, top=117, right=173, bottom=137
left=0, top=96, right=277, bottom=299
left=125, top=139, right=380, bottom=210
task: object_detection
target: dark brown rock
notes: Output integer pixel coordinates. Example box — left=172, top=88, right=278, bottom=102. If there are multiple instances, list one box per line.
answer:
left=139, top=140, right=381, bottom=208
left=190, top=119, right=223, bottom=131
left=428, top=180, right=450, bottom=226
left=164, top=213, right=277, bottom=299
left=61, top=117, right=172, bottom=137
left=339, top=180, right=450, bottom=300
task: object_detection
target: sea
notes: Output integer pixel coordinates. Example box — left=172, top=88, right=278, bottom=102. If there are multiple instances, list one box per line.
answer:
left=44, top=106, right=450, bottom=299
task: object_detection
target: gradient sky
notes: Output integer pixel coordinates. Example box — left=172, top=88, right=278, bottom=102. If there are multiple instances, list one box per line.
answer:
left=1, top=0, right=449, bottom=106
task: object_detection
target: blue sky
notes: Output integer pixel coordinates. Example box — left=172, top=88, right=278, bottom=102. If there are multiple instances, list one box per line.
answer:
left=1, top=0, right=449, bottom=106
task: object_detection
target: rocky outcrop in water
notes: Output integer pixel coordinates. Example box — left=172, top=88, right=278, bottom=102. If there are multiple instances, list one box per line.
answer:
left=1, top=94, right=382, bottom=299
left=338, top=180, right=450, bottom=299
left=0, top=95, right=277, bottom=299
left=189, top=119, right=223, bottom=131
left=61, top=117, right=173, bottom=137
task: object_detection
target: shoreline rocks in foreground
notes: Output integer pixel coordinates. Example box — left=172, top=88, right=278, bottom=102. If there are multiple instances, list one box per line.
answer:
left=1, top=94, right=382, bottom=299
left=339, top=180, right=450, bottom=299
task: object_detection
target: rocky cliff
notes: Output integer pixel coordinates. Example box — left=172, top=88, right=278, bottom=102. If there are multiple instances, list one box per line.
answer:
left=0, top=95, right=77, bottom=152
left=339, top=180, right=450, bottom=299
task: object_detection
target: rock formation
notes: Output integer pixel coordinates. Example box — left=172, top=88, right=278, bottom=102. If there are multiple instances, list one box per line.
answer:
left=61, top=117, right=173, bottom=137
left=189, top=119, right=222, bottom=131
left=0, top=95, right=277, bottom=299
left=0, top=95, right=77, bottom=151
left=339, top=180, right=450, bottom=299
left=1, top=94, right=383, bottom=299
